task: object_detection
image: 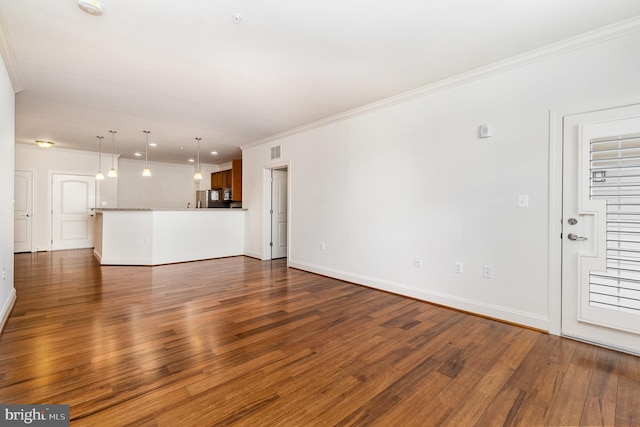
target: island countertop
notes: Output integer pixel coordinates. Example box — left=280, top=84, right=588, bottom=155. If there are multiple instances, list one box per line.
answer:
left=94, top=208, right=245, bottom=266
left=96, top=207, right=247, bottom=211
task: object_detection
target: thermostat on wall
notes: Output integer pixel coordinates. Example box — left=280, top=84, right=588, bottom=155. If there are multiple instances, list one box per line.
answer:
left=479, top=124, right=492, bottom=139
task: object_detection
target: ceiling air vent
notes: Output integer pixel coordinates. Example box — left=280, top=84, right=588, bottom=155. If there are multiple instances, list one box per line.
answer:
left=271, top=145, right=281, bottom=160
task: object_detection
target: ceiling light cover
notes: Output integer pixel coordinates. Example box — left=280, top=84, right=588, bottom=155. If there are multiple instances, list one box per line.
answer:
left=78, top=0, right=103, bottom=16
left=36, top=140, right=54, bottom=148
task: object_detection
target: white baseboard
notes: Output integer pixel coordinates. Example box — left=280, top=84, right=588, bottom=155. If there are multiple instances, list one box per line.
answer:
left=243, top=250, right=263, bottom=260
left=289, top=260, right=549, bottom=331
left=0, top=288, right=16, bottom=336
left=92, top=249, right=102, bottom=264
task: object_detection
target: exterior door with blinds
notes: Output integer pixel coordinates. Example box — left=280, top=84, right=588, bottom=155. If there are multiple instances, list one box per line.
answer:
left=562, top=104, right=640, bottom=355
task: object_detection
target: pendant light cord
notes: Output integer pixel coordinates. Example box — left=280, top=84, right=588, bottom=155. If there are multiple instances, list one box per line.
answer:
left=109, top=130, right=116, bottom=168
left=143, top=130, right=150, bottom=167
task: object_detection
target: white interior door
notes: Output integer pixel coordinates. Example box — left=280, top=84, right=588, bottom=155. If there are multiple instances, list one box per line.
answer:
left=271, top=169, right=288, bottom=259
left=52, top=174, right=96, bottom=250
left=562, top=104, right=640, bottom=355
left=14, top=170, right=33, bottom=253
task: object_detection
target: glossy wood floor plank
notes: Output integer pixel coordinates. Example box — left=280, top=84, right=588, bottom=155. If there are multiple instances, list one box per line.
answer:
left=1, top=249, right=640, bottom=426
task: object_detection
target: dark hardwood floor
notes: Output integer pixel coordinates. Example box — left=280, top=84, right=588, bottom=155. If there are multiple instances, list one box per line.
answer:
left=1, top=250, right=639, bottom=426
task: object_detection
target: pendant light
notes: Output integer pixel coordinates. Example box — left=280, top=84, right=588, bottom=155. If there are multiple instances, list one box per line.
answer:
left=96, top=135, right=105, bottom=180
left=194, top=137, right=203, bottom=180
left=107, top=130, right=118, bottom=178
left=142, top=130, right=151, bottom=177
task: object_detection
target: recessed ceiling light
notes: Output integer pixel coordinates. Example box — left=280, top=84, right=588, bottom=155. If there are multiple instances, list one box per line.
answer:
left=134, top=152, right=142, bottom=157
left=211, top=151, right=218, bottom=155
left=78, top=0, right=103, bottom=16
left=148, top=142, right=158, bottom=147
left=188, top=159, right=195, bottom=163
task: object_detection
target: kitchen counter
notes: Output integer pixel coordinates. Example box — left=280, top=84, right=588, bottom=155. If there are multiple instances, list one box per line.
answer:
left=97, top=207, right=247, bottom=211
left=94, top=208, right=245, bottom=266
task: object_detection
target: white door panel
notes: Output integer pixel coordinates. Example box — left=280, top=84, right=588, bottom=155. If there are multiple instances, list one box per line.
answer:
left=271, top=169, right=288, bottom=259
left=14, top=170, right=33, bottom=253
left=562, top=104, right=640, bottom=355
left=52, top=174, right=96, bottom=250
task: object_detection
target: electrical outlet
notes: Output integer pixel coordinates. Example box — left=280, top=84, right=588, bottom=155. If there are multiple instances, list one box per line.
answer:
left=320, top=242, right=325, bottom=251
left=414, top=257, right=422, bottom=268
left=454, top=262, right=463, bottom=274
left=2, top=268, right=5, bottom=281
left=482, top=265, right=493, bottom=279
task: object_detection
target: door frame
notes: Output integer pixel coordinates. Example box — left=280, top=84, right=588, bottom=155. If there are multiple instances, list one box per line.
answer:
left=14, top=169, right=36, bottom=253
left=261, top=160, right=291, bottom=262
left=549, top=100, right=640, bottom=337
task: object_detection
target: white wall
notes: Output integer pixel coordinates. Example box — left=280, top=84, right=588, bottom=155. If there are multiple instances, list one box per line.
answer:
left=0, top=54, right=16, bottom=332
left=14, top=146, right=222, bottom=249
left=242, top=27, right=640, bottom=331
left=117, top=159, right=220, bottom=208
left=15, top=144, right=118, bottom=251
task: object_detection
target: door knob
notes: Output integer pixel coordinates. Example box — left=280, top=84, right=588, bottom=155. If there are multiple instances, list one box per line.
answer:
left=567, top=233, right=588, bottom=241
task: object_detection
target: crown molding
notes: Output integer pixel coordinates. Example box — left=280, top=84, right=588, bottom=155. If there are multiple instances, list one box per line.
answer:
left=0, top=7, right=23, bottom=93
left=241, top=15, right=640, bottom=151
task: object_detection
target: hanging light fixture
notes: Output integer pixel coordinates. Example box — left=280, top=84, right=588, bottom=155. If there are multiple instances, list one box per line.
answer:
left=142, top=130, right=151, bottom=177
left=96, top=135, right=105, bottom=180
left=194, top=137, right=203, bottom=180
left=107, top=130, right=118, bottom=178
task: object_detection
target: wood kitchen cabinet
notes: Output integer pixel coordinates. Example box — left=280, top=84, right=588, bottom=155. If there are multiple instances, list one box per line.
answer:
left=231, top=159, right=242, bottom=201
left=210, top=172, right=222, bottom=189
left=210, top=159, right=242, bottom=201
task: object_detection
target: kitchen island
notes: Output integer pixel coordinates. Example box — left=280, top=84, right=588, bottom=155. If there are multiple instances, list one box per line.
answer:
left=94, top=208, right=245, bottom=266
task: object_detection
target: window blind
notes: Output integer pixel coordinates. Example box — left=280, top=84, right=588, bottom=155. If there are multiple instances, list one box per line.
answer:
left=589, top=133, right=640, bottom=314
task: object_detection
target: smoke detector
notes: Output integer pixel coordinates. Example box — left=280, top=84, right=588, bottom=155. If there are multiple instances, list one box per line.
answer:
left=78, top=0, right=103, bottom=16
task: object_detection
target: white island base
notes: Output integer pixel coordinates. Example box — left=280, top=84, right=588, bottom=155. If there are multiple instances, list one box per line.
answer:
left=94, top=209, right=245, bottom=266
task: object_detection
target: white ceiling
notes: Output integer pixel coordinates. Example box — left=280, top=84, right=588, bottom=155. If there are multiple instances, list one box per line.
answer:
left=1, top=1, right=640, bottom=165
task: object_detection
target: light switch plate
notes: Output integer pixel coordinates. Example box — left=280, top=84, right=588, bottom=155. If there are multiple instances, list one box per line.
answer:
left=518, top=194, right=529, bottom=208
left=483, top=265, right=493, bottom=279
